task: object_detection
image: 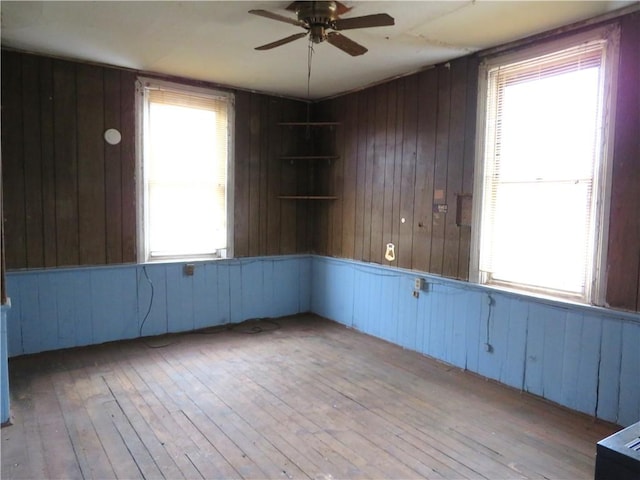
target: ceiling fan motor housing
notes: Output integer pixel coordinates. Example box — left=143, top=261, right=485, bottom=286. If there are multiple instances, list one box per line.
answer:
left=295, top=1, right=339, bottom=43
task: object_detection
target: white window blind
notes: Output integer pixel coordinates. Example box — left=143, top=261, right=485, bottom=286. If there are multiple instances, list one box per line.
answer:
left=478, top=40, right=608, bottom=300
left=144, top=86, right=229, bottom=260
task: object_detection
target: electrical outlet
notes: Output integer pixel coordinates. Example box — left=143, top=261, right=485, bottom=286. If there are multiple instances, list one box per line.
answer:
left=183, top=264, right=195, bottom=276
left=414, top=277, right=424, bottom=291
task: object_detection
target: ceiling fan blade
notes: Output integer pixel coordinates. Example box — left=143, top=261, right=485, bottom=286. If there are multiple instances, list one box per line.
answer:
left=326, top=32, right=367, bottom=56
left=333, top=13, right=395, bottom=31
left=255, top=32, right=308, bottom=51
left=249, top=9, right=306, bottom=28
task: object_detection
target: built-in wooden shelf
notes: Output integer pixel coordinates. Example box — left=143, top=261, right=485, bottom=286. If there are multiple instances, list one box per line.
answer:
left=278, top=122, right=339, bottom=201
left=278, top=195, right=338, bottom=200
left=278, top=122, right=341, bottom=126
left=281, top=155, right=340, bottom=161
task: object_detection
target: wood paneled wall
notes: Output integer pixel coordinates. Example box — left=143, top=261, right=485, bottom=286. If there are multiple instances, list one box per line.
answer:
left=1, top=51, right=136, bottom=268
left=2, top=12, right=638, bottom=311
left=605, top=12, right=640, bottom=312
left=1, top=50, right=310, bottom=269
left=315, top=13, right=640, bottom=312
left=314, top=56, right=478, bottom=280
left=233, top=92, right=312, bottom=257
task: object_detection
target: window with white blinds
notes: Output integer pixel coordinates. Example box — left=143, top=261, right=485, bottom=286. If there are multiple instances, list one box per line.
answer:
left=140, top=80, right=233, bottom=261
left=472, top=26, right=619, bottom=303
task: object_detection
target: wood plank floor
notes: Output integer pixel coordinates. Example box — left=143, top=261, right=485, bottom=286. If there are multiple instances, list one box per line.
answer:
left=2, top=314, right=618, bottom=479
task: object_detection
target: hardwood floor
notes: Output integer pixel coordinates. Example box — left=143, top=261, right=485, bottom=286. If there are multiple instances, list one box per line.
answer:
left=1, top=314, right=618, bottom=479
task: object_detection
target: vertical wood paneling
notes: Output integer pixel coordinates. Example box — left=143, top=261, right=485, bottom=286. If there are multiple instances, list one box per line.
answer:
left=606, top=12, right=640, bottom=311
left=369, top=85, right=387, bottom=265
left=457, top=56, right=478, bottom=280
left=77, top=64, right=106, bottom=265
left=266, top=97, right=282, bottom=255
left=381, top=83, right=397, bottom=266
left=597, top=320, right=622, bottom=422
left=2, top=51, right=27, bottom=269
left=310, top=256, right=640, bottom=426
left=104, top=69, right=123, bottom=264
left=442, top=58, right=467, bottom=278
left=319, top=61, right=474, bottom=279
left=21, top=55, right=45, bottom=268
left=53, top=60, right=80, bottom=266
left=319, top=15, right=637, bottom=303
left=248, top=94, right=261, bottom=257
left=3, top=15, right=639, bottom=314
left=7, top=256, right=310, bottom=357
left=398, top=75, right=418, bottom=269
left=277, top=101, right=299, bottom=254
left=258, top=96, right=270, bottom=255
left=327, top=99, right=344, bottom=257
left=412, top=69, right=438, bottom=272
left=429, top=65, right=451, bottom=275
left=3, top=51, right=307, bottom=269
left=233, top=91, right=251, bottom=257
left=39, top=57, right=57, bottom=268
left=362, top=89, right=376, bottom=262
left=118, top=70, right=137, bottom=262
left=341, top=94, right=358, bottom=259
left=353, top=92, right=367, bottom=260
left=618, top=321, right=640, bottom=425
left=391, top=80, right=404, bottom=267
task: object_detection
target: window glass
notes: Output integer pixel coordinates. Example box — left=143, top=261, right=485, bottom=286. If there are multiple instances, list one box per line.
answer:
left=140, top=81, right=232, bottom=261
left=473, top=27, right=619, bottom=303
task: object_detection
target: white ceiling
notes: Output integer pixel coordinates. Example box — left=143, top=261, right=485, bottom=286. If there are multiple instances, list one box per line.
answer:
left=1, top=1, right=637, bottom=100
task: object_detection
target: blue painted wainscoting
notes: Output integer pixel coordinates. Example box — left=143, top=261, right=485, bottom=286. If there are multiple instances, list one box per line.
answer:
left=6, top=256, right=310, bottom=358
left=311, top=256, right=640, bottom=427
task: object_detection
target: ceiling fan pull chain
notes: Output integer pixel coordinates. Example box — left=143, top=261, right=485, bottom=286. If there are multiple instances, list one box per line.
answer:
left=306, top=38, right=314, bottom=138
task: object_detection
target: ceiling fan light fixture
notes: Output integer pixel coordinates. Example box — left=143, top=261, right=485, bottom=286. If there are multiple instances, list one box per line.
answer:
left=250, top=1, right=394, bottom=56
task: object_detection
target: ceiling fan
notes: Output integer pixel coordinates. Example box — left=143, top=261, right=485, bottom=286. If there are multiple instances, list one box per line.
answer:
left=249, top=1, right=395, bottom=56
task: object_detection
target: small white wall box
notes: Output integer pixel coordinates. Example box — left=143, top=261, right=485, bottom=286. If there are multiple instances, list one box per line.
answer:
left=414, top=278, right=424, bottom=291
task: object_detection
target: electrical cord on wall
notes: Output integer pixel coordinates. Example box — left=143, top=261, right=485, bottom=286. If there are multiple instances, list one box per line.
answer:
left=138, top=267, right=178, bottom=349
left=139, top=265, right=154, bottom=338
left=485, top=294, right=494, bottom=353
left=136, top=265, right=280, bottom=347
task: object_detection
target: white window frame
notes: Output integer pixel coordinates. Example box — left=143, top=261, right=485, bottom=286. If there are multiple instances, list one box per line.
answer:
left=470, top=24, right=620, bottom=305
left=136, top=77, right=235, bottom=263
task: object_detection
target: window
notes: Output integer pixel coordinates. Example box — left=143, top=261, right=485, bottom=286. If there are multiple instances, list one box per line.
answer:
left=471, top=26, right=620, bottom=303
left=138, top=79, right=233, bottom=262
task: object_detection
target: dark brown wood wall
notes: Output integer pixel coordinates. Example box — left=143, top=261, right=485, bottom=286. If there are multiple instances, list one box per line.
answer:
left=233, top=92, right=312, bottom=257
left=314, top=56, right=478, bottom=280
left=1, top=50, right=310, bottom=269
left=315, top=13, right=640, bottom=312
left=605, top=12, right=640, bottom=312
left=1, top=51, right=137, bottom=268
